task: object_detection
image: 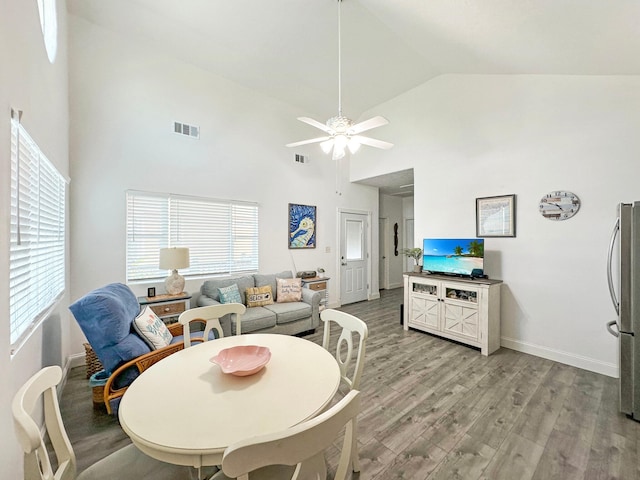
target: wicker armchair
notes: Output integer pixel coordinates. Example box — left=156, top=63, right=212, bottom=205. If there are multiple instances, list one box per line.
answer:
left=70, top=283, right=206, bottom=414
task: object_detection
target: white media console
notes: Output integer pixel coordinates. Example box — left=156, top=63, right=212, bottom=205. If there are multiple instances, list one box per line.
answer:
left=403, top=272, right=503, bottom=355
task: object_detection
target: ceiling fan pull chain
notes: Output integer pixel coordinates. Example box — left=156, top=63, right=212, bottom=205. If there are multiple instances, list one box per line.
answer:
left=284, top=0, right=393, bottom=155
left=337, top=0, right=342, bottom=117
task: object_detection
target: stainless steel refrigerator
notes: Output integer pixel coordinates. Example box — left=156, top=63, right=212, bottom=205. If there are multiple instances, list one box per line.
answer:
left=606, top=202, right=640, bottom=421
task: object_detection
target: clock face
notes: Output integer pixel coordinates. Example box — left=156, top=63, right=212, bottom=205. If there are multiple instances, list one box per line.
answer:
left=539, top=191, right=580, bottom=220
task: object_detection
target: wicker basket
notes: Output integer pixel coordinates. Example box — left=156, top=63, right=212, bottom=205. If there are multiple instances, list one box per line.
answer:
left=92, top=385, right=105, bottom=405
left=83, top=343, right=104, bottom=379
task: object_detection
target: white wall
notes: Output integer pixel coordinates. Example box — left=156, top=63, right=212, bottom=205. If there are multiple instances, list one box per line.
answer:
left=0, top=0, right=70, bottom=476
left=67, top=15, right=379, bottom=350
left=352, top=74, right=640, bottom=376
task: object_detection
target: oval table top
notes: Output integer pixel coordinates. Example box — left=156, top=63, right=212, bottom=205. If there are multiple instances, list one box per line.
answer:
left=118, top=333, right=340, bottom=468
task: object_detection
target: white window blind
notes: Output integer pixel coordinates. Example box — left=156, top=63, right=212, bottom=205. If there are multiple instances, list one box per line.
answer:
left=10, top=114, right=66, bottom=347
left=126, top=191, right=259, bottom=281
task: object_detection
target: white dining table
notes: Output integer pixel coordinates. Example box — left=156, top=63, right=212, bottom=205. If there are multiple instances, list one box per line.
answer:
left=118, top=333, right=341, bottom=468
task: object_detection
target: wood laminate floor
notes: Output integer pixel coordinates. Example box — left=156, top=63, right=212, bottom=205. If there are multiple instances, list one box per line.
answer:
left=60, top=287, right=640, bottom=479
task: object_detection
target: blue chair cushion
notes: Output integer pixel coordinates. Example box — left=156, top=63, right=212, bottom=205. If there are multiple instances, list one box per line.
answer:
left=69, top=283, right=151, bottom=375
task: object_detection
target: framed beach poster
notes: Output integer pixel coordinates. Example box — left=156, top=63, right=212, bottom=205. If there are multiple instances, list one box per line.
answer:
left=288, top=203, right=316, bottom=249
left=476, top=194, right=516, bottom=237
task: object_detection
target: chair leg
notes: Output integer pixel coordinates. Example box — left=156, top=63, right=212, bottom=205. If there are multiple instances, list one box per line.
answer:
left=352, top=417, right=360, bottom=473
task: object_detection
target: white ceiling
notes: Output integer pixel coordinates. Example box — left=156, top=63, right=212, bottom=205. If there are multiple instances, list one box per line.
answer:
left=67, top=0, right=640, bottom=195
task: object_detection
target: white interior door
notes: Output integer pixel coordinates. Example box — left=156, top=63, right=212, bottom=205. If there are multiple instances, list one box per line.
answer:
left=340, top=212, right=368, bottom=305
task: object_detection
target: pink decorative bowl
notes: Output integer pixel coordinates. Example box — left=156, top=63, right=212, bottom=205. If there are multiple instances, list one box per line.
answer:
left=210, top=345, right=271, bottom=376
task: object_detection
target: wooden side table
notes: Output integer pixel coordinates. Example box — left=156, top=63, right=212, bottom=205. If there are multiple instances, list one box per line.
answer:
left=301, top=277, right=329, bottom=310
left=138, top=292, right=192, bottom=324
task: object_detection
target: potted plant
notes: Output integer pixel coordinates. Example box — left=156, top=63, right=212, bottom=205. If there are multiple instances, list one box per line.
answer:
left=317, top=267, right=325, bottom=278
left=401, top=247, right=423, bottom=272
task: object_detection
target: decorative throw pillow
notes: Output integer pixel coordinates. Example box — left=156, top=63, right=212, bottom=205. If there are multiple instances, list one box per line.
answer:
left=133, top=306, right=173, bottom=350
left=276, top=277, right=302, bottom=303
left=245, top=285, right=274, bottom=307
left=218, top=284, right=242, bottom=304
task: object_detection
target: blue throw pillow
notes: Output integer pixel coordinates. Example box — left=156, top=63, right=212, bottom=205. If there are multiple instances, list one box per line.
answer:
left=218, top=283, right=242, bottom=304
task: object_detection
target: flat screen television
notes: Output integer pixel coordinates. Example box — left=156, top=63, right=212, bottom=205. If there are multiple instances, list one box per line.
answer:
left=422, top=238, right=484, bottom=277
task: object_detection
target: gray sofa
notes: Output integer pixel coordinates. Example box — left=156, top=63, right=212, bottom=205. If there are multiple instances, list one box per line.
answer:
left=196, top=270, right=321, bottom=336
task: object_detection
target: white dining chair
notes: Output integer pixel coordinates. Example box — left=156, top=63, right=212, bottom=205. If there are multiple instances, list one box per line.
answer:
left=12, top=365, right=202, bottom=480
left=211, top=390, right=361, bottom=480
left=321, top=309, right=368, bottom=391
left=178, top=303, right=246, bottom=348
left=320, top=308, right=368, bottom=473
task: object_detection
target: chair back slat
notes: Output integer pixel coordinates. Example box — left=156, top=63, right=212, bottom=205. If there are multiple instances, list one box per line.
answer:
left=321, top=309, right=368, bottom=390
left=178, top=303, right=246, bottom=347
left=12, top=366, right=77, bottom=480
left=221, top=390, right=361, bottom=480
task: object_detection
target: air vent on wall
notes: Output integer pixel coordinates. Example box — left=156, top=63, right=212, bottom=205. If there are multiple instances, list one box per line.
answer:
left=294, top=154, right=309, bottom=165
left=173, top=121, right=200, bottom=139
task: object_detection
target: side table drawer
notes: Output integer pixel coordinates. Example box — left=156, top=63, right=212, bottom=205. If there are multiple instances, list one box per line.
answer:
left=150, top=302, right=186, bottom=317
left=307, top=281, right=327, bottom=291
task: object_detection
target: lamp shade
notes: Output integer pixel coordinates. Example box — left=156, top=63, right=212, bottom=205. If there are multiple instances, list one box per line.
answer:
left=159, top=247, right=190, bottom=270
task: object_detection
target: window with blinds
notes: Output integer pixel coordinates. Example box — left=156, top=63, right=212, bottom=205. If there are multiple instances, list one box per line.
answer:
left=126, top=191, right=259, bottom=281
left=10, top=114, right=66, bottom=348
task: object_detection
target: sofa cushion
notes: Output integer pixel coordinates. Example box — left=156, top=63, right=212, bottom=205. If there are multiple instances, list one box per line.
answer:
left=276, top=277, right=302, bottom=303
left=69, top=283, right=151, bottom=374
left=231, top=306, right=277, bottom=334
left=201, top=275, right=255, bottom=303
left=245, top=285, right=274, bottom=307
left=218, top=284, right=242, bottom=304
left=254, top=270, right=293, bottom=301
left=133, top=306, right=173, bottom=349
left=264, top=301, right=312, bottom=325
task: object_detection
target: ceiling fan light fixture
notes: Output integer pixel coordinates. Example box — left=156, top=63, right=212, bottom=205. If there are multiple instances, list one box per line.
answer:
left=320, top=139, right=334, bottom=154
left=285, top=0, right=393, bottom=157
left=347, top=137, right=361, bottom=154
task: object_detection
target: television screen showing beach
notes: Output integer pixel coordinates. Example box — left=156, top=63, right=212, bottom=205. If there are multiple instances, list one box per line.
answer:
left=422, top=238, right=484, bottom=276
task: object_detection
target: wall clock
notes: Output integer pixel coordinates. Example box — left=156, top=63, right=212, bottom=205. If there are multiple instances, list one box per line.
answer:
left=539, top=191, right=580, bottom=220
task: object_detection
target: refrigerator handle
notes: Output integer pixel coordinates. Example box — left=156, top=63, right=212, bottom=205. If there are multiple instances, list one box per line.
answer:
left=606, top=320, right=619, bottom=338
left=607, top=217, right=620, bottom=316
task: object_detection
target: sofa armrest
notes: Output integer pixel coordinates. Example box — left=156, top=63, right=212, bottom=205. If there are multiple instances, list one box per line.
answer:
left=301, top=288, right=322, bottom=328
left=301, top=288, right=321, bottom=307
left=197, top=295, right=221, bottom=307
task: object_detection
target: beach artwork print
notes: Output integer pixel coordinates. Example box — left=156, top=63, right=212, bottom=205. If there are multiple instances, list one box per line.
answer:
left=288, top=203, right=316, bottom=249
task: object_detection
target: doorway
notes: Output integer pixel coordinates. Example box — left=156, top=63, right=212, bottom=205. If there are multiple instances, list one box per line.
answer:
left=339, top=210, right=370, bottom=305
left=379, top=217, right=389, bottom=290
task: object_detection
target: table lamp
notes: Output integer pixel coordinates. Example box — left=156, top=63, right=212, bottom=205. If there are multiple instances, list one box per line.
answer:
left=159, top=247, right=190, bottom=295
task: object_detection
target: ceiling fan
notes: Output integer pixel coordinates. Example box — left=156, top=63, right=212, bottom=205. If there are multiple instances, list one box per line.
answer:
left=286, top=0, right=393, bottom=160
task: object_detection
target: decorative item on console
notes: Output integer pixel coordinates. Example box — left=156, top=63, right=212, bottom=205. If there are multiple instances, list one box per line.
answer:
left=401, top=247, right=423, bottom=273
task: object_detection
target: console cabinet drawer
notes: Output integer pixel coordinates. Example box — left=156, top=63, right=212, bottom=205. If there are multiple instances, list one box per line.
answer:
left=150, top=302, right=186, bottom=317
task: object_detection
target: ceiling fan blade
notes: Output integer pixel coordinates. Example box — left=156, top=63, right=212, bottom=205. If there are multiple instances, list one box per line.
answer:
left=352, top=135, right=394, bottom=150
left=297, top=117, right=333, bottom=134
left=286, top=136, right=332, bottom=148
left=349, top=116, right=389, bottom=135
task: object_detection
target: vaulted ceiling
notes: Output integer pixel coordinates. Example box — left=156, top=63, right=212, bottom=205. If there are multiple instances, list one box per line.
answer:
left=67, top=0, right=640, bottom=196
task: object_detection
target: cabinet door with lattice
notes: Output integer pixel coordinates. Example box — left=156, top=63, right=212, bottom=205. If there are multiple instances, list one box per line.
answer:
left=409, top=294, right=440, bottom=329
left=441, top=284, right=479, bottom=340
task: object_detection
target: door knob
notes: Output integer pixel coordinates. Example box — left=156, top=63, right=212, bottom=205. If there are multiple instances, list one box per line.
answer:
left=341, top=262, right=347, bottom=266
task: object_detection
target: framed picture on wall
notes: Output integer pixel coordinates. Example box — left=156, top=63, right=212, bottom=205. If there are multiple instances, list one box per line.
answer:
left=476, top=194, right=516, bottom=237
left=288, top=203, right=316, bottom=249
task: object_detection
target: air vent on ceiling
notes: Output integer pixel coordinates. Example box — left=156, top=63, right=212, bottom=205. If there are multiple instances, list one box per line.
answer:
left=173, top=121, right=200, bottom=139
left=294, top=154, right=309, bottom=165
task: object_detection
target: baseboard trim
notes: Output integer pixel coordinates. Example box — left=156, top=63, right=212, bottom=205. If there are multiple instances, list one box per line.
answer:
left=501, top=336, right=618, bottom=378
left=369, top=292, right=381, bottom=301
left=388, top=282, right=403, bottom=289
